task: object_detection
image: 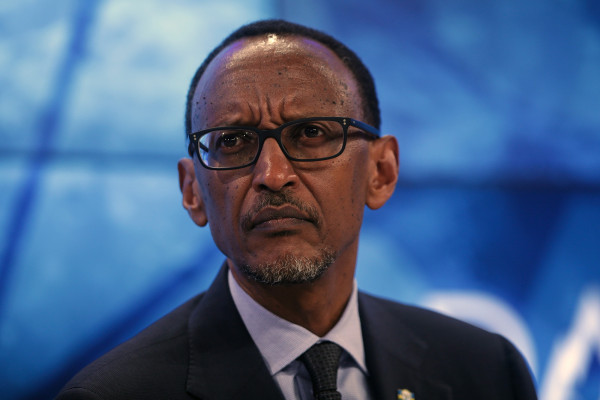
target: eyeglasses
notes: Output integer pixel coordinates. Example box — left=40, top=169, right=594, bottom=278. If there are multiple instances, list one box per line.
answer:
left=187, top=117, right=380, bottom=170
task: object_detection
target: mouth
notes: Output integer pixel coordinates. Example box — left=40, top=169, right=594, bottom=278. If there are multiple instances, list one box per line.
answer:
left=247, top=205, right=315, bottom=232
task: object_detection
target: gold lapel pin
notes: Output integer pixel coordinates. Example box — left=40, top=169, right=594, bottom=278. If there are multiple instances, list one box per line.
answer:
left=397, top=388, right=415, bottom=400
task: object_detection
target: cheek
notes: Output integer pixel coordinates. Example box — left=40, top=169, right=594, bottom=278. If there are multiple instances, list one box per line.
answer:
left=316, top=155, right=369, bottom=235
left=200, top=180, right=247, bottom=256
left=198, top=168, right=249, bottom=220
left=200, top=178, right=239, bottom=228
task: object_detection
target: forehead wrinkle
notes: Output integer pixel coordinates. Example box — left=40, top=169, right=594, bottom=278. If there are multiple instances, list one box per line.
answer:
left=205, top=100, right=249, bottom=127
left=246, top=96, right=261, bottom=126
left=279, top=94, right=311, bottom=121
left=267, top=93, right=311, bottom=124
left=251, top=91, right=289, bottom=127
left=279, top=96, right=289, bottom=120
left=265, top=95, right=274, bottom=122
left=265, top=93, right=288, bottom=125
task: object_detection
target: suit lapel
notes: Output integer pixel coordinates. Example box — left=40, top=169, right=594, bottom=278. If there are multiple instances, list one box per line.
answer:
left=186, top=264, right=285, bottom=400
left=359, top=292, right=453, bottom=400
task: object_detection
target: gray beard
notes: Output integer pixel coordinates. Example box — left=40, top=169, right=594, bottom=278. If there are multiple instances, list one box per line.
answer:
left=239, top=248, right=336, bottom=285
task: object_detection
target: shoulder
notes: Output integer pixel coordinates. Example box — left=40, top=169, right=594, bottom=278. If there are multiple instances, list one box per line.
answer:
left=359, top=290, right=504, bottom=347
left=55, top=293, right=205, bottom=400
left=358, top=291, right=538, bottom=399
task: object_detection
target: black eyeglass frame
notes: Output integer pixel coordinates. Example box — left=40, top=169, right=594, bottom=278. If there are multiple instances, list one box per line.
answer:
left=187, top=116, right=380, bottom=170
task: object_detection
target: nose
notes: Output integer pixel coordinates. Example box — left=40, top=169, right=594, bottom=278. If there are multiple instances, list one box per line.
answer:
left=251, top=138, right=298, bottom=192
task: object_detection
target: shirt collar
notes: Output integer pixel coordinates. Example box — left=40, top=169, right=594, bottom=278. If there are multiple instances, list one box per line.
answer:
left=228, top=269, right=367, bottom=376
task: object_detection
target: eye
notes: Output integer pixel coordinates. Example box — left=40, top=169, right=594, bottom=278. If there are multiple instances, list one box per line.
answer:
left=289, top=123, right=330, bottom=140
left=214, top=131, right=255, bottom=151
left=219, top=133, right=242, bottom=148
left=302, top=125, right=323, bottom=138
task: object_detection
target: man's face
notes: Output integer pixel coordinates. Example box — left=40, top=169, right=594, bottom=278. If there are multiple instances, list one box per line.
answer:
left=189, top=35, right=373, bottom=284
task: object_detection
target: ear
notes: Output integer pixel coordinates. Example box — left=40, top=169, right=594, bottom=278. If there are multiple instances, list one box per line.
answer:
left=177, top=158, right=208, bottom=227
left=366, top=135, right=400, bottom=210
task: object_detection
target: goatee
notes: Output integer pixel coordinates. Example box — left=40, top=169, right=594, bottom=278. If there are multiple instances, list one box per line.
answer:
left=240, top=248, right=336, bottom=285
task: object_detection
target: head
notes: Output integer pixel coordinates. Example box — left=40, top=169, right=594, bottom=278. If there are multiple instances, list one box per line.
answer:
left=178, top=20, right=399, bottom=287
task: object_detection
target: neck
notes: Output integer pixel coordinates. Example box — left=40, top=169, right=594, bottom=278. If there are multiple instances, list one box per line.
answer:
left=229, top=255, right=356, bottom=337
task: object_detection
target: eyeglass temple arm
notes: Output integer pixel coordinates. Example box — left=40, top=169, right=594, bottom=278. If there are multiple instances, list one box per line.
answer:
left=349, top=119, right=380, bottom=138
left=188, top=138, right=209, bottom=157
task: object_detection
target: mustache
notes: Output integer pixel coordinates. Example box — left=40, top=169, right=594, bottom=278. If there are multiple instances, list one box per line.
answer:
left=240, top=191, right=321, bottom=231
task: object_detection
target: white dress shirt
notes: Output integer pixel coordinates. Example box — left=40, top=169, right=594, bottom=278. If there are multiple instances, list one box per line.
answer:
left=228, top=270, right=373, bottom=400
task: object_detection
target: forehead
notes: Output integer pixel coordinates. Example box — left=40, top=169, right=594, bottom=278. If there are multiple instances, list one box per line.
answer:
left=207, top=34, right=355, bottom=84
left=219, top=34, right=345, bottom=68
left=191, top=35, right=362, bottom=128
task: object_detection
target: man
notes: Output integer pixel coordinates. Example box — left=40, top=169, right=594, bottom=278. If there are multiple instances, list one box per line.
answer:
left=56, top=20, right=537, bottom=400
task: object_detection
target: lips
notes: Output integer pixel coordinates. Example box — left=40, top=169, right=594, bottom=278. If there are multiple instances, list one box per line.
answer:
left=249, top=205, right=314, bottom=231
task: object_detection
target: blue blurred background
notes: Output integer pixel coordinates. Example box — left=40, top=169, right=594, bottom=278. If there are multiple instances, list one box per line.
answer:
left=1, top=1, right=599, bottom=399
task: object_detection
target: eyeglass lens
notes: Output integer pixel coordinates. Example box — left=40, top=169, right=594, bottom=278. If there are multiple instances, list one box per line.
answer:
left=198, top=119, right=345, bottom=169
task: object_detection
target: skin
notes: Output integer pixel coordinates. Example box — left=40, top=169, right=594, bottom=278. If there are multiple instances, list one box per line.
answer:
left=178, top=34, right=399, bottom=336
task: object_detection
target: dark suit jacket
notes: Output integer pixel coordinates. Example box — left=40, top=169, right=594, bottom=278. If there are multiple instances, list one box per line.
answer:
left=56, top=265, right=538, bottom=399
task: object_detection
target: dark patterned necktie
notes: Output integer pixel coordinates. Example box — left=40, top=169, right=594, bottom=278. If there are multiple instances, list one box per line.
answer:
left=299, top=341, right=343, bottom=400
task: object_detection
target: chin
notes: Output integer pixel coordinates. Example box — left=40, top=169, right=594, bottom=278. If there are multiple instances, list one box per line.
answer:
left=239, top=248, right=336, bottom=285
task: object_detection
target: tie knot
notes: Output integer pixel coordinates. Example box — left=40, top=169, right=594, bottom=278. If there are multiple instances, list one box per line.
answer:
left=300, top=341, right=343, bottom=400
